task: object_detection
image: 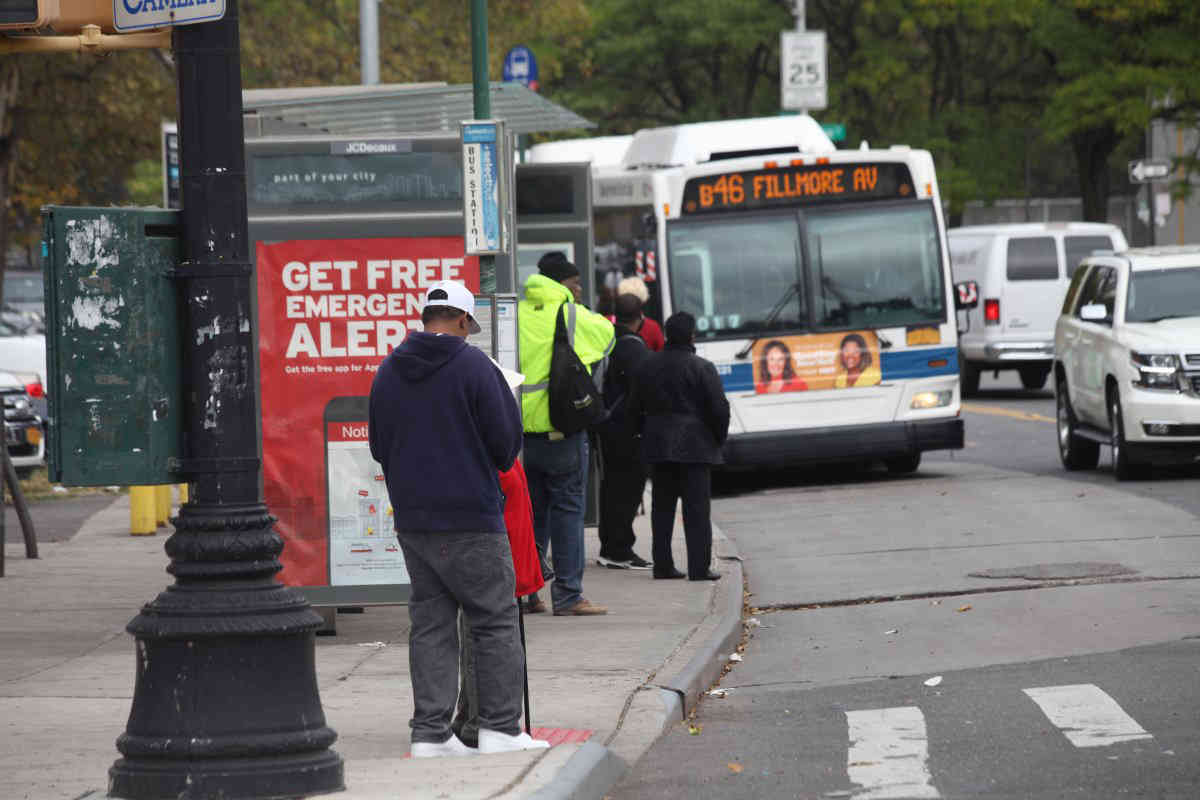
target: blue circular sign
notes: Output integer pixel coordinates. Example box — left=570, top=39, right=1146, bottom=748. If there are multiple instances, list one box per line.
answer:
left=502, top=46, right=539, bottom=91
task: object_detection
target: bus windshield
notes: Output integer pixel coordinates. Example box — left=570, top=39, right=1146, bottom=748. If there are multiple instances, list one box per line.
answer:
left=667, top=203, right=945, bottom=339
left=667, top=212, right=804, bottom=338
left=807, top=203, right=945, bottom=330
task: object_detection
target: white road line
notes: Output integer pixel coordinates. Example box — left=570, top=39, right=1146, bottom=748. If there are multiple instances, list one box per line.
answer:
left=1023, top=684, right=1153, bottom=748
left=845, top=706, right=940, bottom=799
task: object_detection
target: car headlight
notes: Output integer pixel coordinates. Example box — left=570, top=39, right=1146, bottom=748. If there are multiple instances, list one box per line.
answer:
left=911, top=390, right=953, bottom=409
left=1130, top=351, right=1180, bottom=390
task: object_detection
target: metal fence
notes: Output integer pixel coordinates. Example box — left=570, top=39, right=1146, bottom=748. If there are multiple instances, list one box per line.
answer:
left=960, top=196, right=1142, bottom=243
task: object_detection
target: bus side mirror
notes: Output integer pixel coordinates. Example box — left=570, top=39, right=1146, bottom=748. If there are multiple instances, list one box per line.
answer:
left=954, top=280, right=979, bottom=310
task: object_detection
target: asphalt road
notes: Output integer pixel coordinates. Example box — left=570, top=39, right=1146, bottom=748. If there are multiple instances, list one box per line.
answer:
left=2, top=493, right=118, bottom=545
left=613, top=372, right=1200, bottom=799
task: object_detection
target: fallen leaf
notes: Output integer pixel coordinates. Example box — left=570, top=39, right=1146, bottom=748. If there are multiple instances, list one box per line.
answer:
left=688, top=724, right=702, bottom=736
left=727, top=762, right=743, bottom=774
left=957, top=604, right=973, bottom=612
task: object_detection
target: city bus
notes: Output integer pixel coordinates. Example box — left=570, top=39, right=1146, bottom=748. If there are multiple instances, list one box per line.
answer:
left=529, top=116, right=966, bottom=472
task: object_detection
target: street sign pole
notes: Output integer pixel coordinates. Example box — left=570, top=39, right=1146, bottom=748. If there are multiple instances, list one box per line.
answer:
left=470, top=0, right=496, bottom=293
left=108, top=3, right=343, bottom=797
left=360, top=0, right=379, bottom=84
left=1129, top=158, right=1171, bottom=247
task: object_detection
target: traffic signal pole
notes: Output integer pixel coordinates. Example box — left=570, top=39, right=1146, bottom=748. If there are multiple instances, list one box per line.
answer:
left=108, top=2, right=344, bottom=797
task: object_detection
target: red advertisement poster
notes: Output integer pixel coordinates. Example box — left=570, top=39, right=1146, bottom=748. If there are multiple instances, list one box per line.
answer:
left=256, top=237, right=480, bottom=587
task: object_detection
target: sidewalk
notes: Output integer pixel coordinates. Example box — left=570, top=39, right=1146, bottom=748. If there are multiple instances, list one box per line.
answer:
left=0, top=495, right=743, bottom=800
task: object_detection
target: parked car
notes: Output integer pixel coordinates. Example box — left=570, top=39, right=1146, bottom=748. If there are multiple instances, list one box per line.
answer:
left=0, top=319, right=47, bottom=420
left=1, top=369, right=44, bottom=478
left=1054, top=245, right=1200, bottom=480
left=3, top=270, right=45, bottom=332
left=949, top=222, right=1127, bottom=395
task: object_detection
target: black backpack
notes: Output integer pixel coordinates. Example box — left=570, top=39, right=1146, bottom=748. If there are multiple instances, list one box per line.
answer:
left=548, top=302, right=608, bottom=435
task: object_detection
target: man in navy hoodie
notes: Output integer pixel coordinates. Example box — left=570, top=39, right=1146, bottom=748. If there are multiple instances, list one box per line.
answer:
left=369, top=281, right=547, bottom=757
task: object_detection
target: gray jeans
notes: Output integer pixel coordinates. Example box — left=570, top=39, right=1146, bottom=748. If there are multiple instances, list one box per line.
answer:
left=396, top=531, right=523, bottom=743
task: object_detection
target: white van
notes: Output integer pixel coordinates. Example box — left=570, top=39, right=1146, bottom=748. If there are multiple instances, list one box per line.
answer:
left=949, top=222, right=1128, bottom=394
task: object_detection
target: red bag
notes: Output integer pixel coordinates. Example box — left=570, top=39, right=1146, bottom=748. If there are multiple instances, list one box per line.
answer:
left=500, top=460, right=544, bottom=597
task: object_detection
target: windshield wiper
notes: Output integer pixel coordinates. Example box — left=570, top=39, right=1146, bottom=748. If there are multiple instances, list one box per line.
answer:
left=735, top=280, right=804, bottom=359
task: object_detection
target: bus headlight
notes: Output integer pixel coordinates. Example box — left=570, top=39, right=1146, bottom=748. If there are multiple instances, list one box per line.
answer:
left=911, top=390, right=952, bottom=410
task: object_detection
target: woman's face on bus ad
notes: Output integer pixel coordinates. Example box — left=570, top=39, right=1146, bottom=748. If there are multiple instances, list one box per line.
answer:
left=766, top=345, right=788, bottom=379
left=841, top=340, right=863, bottom=371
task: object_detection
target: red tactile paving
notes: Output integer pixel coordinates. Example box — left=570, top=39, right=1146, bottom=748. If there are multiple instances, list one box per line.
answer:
left=403, top=727, right=593, bottom=757
left=529, top=727, right=594, bottom=747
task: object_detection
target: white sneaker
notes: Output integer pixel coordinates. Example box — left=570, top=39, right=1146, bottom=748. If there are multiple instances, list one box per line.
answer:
left=410, top=734, right=478, bottom=758
left=477, top=728, right=551, bottom=754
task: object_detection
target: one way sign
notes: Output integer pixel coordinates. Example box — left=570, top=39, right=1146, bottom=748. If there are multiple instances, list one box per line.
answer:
left=1129, top=159, right=1171, bottom=184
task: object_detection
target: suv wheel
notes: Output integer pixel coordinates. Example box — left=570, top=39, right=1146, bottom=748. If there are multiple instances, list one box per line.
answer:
left=1019, top=365, right=1050, bottom=391
left=1108, top=390, right=1144, bottom=481
left=1057, top=375, right=1100, bottom=470
left=959, top=356, right=980, bottom=397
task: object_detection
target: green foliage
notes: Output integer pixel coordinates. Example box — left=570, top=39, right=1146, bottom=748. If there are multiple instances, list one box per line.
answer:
left=125, top=158, right=163, bottom=207
left=7, top=51, right=174, bottom=251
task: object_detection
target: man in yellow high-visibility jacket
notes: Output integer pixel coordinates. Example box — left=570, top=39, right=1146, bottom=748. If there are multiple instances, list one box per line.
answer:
left=518, top=252, right=615, bottom=617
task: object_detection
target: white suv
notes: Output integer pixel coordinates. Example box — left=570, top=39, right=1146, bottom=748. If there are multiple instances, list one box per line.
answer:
left=1054, top=246, right=1200, bottom=479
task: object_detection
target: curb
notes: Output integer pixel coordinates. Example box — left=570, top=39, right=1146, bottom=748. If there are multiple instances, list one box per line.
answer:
left=528, top=524, right=744, bottom=800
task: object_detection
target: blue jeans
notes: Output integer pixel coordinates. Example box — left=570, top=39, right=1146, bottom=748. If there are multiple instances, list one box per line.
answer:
left=523, top=432, right=588, bottom=612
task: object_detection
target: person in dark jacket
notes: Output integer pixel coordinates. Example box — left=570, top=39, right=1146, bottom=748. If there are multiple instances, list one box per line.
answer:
left=596, top=294, right=654, bottom=570
left=369, top=280, right=548, bottom=757
left=626, top=311, right=730, bottom=581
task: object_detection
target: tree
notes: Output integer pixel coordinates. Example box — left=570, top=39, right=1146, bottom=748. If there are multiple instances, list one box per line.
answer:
left=0, top=51, right=174, bottom=271
left=1036, top=1, right=1200, bottom=217
left=548, top=0, right=793, bottom=131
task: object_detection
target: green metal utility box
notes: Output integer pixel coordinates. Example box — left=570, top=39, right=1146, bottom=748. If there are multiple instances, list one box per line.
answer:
left=42, top=207, right=185, bottom=486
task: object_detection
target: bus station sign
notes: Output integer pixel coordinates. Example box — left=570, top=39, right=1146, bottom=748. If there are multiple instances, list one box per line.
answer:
left=114, top=0, right=226, bottom=32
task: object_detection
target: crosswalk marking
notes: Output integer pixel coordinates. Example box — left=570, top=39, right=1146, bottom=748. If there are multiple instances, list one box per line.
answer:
left=1023, top=684, right=1153, bottom=748
left=845, top=706, right=940, bottom=799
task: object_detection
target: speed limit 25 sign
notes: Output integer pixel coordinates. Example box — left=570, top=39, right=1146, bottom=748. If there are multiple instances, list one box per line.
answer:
left=781, top=31, right=827, bottom=111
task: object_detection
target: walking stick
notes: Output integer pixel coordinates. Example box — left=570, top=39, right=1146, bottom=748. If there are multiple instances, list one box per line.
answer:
left=519, top=601, right=531, bottom=734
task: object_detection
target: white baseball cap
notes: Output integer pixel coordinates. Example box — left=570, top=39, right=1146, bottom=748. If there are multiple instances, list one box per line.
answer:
left=422, top=280, right=481, bottom=334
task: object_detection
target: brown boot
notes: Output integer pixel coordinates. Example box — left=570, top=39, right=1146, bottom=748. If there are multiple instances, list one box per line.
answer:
left=553, top=598, right=608, bottom=616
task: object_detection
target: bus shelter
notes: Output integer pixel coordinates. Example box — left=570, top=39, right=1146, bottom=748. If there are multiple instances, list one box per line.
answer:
left=242, top=83, right=594, bottom=616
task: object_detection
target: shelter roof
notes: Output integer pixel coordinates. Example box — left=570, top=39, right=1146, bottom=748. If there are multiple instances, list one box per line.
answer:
left=243, top=82, right=594, bottom=138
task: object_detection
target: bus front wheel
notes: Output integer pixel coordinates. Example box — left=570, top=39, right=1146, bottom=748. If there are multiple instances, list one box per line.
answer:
left=884, top=453, right=922, bottom=474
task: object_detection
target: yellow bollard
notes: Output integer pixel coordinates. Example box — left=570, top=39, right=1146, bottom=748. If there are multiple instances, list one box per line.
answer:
left=129, top=486, right=157, bottom=536
left=155, top=484, right=171, bottom=527
left=177, top=483, right=189, bottom=505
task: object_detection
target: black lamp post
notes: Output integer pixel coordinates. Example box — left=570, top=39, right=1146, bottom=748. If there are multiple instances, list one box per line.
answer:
left=108, top=3, right=344, bottom=797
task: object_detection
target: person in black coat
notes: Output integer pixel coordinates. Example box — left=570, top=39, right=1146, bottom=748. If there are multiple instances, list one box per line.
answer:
left=597, top=294, right=654, bottom=569
left=626, top=311, right=731, bottom=580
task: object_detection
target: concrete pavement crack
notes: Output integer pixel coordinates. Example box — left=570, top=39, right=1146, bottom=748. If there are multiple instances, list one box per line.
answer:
left=0, top=630, right=125, bottom=686
left=753, top=574, right=1200, bottom=613
left=730, top=532, right=1200, bottom=560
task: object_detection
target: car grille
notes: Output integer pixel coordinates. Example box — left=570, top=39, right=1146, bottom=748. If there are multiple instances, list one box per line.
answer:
left=1187, top=353, right=1200, bottom=366
left=2, top=390, right=35, bottom=421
